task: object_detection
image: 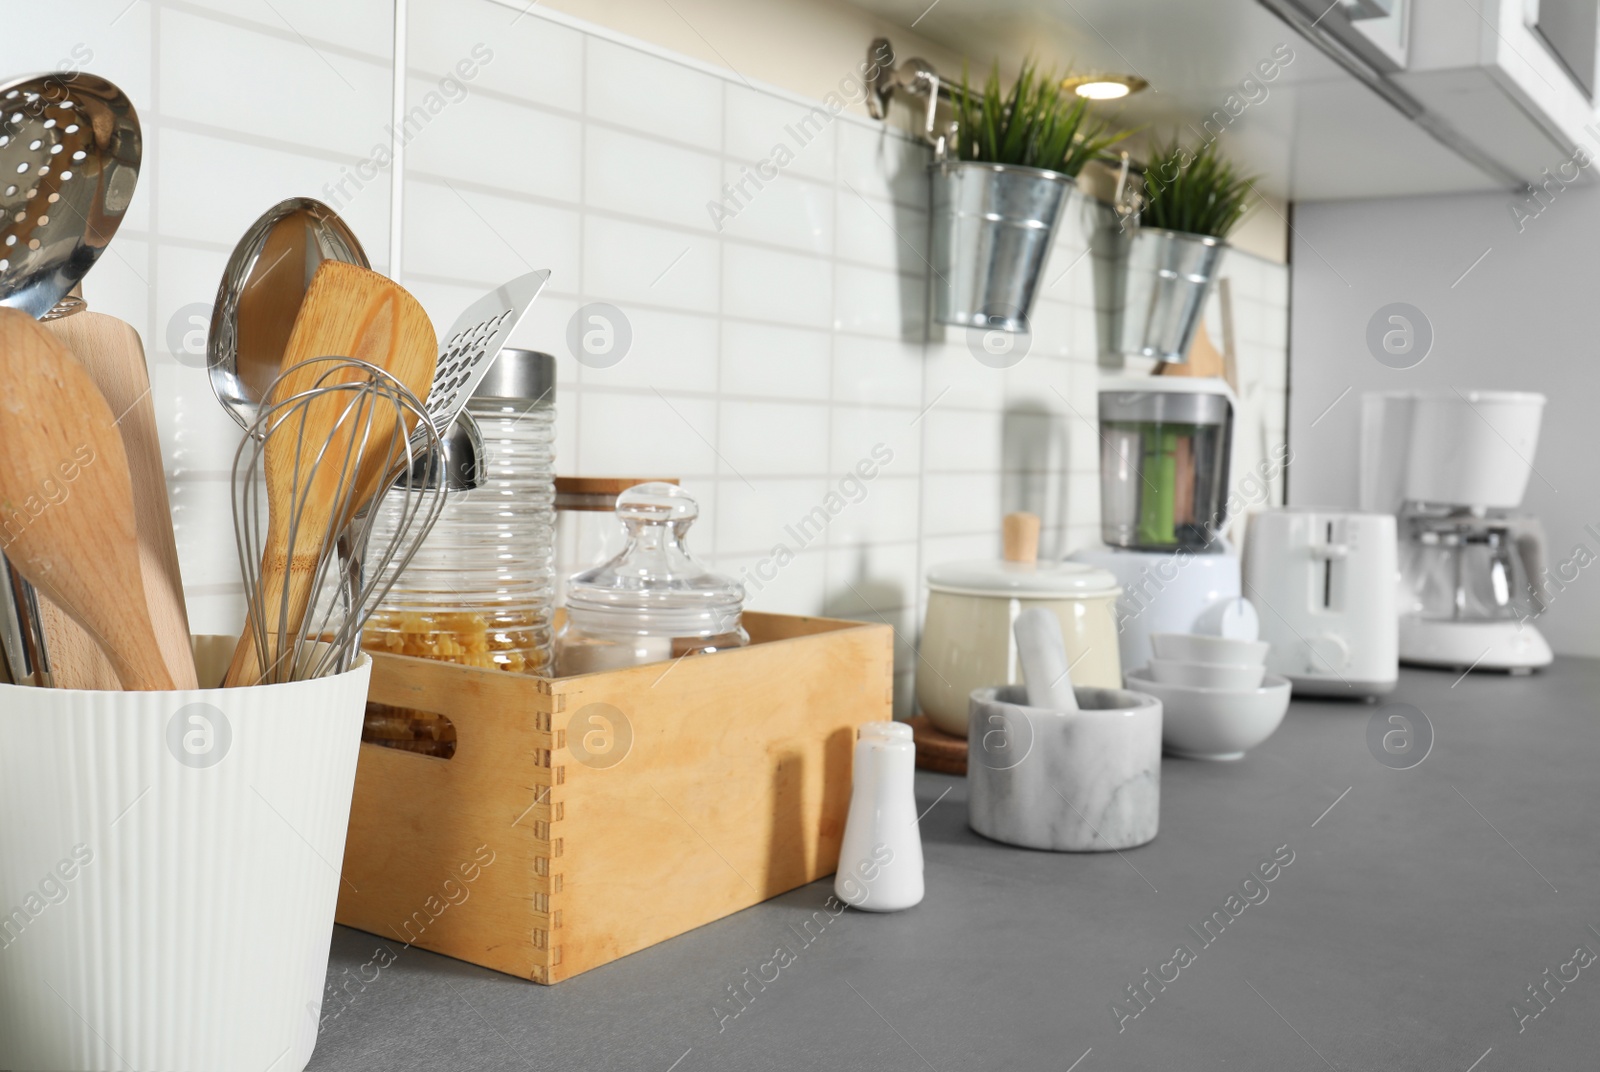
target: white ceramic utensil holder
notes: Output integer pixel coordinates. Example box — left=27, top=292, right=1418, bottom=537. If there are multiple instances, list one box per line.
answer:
left=0, top=642, right=371, bottom=1072
left=834, top=722, right=924, bottom=912
left=967, top=684, right=1162, bottom=852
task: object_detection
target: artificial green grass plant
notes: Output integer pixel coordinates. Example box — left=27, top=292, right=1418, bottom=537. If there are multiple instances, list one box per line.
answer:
left=1140, top=138, right=1255, bottom=238
left=949, top=59, right=1128, bottom=177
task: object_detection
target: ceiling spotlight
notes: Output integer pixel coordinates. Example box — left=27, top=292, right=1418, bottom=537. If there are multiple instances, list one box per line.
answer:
left=1062, top=74, right=1148, bottom=100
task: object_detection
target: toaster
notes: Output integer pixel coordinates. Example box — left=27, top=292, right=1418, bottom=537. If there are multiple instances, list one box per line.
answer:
left=1243, top=509, right=1398, bottom=698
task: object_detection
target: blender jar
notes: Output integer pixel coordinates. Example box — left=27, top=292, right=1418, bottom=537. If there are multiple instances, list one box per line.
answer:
left=1099, top=380, right=1234, bottom=551
left=557, top=483, right=747, bottom=675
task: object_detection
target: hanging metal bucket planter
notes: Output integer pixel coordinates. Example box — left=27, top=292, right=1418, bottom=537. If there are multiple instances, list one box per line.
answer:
left=928, top=160, right=1074, bottom=332
left=1099, top=224, right=1227, bottom=363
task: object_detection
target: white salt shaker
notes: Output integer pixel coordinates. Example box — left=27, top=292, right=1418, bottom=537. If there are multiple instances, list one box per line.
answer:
left=834, top=721, right=924, bottom=912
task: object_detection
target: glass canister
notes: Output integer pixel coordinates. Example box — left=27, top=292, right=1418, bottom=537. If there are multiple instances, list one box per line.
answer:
left=1098, top=377, right=1234, bottom=551
left=362, top=349, right=556, bottom=754
left=553, top=476, right=681, bottom=609
left=556, top=483, right=746, bottom=675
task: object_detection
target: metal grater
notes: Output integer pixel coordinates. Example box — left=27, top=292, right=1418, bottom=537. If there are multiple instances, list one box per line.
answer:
left=426, top=269, right=550, bottom=432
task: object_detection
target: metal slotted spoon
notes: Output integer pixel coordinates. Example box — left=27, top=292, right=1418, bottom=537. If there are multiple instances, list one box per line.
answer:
left=0, top=72, right=140, bottom=318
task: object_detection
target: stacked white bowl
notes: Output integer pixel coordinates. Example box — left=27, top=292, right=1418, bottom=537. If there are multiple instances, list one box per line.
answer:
left=1125, top=633, right=1291, bottom=761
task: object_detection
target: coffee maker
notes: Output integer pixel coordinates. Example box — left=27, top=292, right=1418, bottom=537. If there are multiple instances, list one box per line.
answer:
left=1360, top=389, right=1552, bottom=673
left=1070, top=377, right=1257, bottom=673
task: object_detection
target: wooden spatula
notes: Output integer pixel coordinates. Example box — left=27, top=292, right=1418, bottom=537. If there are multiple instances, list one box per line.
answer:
left=44, top=308, right=198, bottom=690
left=223, top=262, right=436, bottom=687
left=0, top=308, right=174, bottom=690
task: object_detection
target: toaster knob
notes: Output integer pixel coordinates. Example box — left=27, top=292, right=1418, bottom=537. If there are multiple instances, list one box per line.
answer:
left=1308, top=633, right=1350, bottom=673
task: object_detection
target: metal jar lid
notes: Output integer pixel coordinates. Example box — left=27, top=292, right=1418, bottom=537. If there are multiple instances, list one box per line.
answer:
left=1098, top=376, right=1233, bottom=425
left=472, top=348, right=555, bottom=405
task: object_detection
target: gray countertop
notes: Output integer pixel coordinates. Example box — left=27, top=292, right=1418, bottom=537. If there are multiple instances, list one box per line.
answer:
left=308, top=660, right=1600, bottom=1072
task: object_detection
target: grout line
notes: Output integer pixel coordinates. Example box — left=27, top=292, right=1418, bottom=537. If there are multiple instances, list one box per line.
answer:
left=388, top=0, right=407, bottom=273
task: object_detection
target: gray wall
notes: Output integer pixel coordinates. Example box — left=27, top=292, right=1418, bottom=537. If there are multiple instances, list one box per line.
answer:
left=1288, top=187, right=1600, bottom=657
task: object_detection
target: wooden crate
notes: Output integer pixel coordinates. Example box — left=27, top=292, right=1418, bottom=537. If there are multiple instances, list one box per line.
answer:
left=335, top=612, right=893, bottom=984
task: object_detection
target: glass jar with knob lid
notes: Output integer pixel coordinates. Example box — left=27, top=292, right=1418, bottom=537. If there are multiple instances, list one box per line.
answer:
left=556, top=482, right=746, bottom=675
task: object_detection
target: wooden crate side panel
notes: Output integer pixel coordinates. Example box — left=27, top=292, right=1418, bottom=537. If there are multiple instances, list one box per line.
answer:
left=545, top=622, right=892, bottom=982
left=336, top=654, right=558, bottom=980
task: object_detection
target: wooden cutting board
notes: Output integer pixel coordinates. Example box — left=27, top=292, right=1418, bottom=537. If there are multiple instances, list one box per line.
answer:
left=43, top=310, right=196, bottom=690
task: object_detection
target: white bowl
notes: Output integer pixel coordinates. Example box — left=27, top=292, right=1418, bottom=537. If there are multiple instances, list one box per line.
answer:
left=1124, top=669, right=1291, bottom=761
left=1146, top=657, right=1265, bottom=691
left=1150, top=632, right=1270, bottom=666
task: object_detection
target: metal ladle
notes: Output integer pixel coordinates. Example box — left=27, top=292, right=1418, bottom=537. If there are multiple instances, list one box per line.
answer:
left=206, top=196, right=488, bottom=492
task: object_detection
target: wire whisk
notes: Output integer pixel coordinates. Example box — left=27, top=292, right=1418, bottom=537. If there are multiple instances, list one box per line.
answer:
left=231, top=357, right=446, bottom=685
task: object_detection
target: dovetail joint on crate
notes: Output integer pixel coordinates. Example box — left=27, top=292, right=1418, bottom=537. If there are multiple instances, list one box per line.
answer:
left=529, top=751, right=567, bottom=980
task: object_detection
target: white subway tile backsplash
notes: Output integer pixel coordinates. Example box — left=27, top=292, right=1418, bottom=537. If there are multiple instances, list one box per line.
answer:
left=835, top=189, right=928, bottom=270
left=723, top=244, right=831, bottom=328
left=831, top=335, right=922, bottom=408
left=155, top=127, right=389, bottom=258
left=587, top=127, right=722, bottom=231
left=724, top=85, right=837, bottom=184
left=575, top=390, right=719, bottom=476
left=1002, top=353, right=1076, bottom=411
left=824, top=543, right=919, bottom=619
left=921, top=339, right=1007, bottom=412
left=924, top=409, right=1003, bottom=474
left=584, top=216, right=720, bottom=313
left=178, top=0, right=393, bottom=57
left=719, top=401, right=830, bottom=476
left=717, top=166, right=833, bottom=256
left=586, top=37, right=722, bottom=150
left=831, top=405, right=921, bottom=476
left=720, top=322, right=831, bottom=400
left=922, top=473, right=1003, bottom=537
left=1021, top=300, right=1074, bottom=359
left=581, top=306, right=719, bottom=393
left=826, top=476, right=921, bottom=547
left=22, top=1, right=154, bottom=117
left=105, top=0, right=1289, bottom=695
left=404, top=80, right=582, bottom=203
left=160, top=8, right=391, bottom=157
left=834, top=263, right=924, bottom=339
left=719, top=548, right=828, bottom=616
left=152, top=243, right=228, bottom=367
left=836, top=121, right=929, bottom=210
left=409, top=0, right=582, bottom=112
left=403, top=178, right=580, bottom=287
left=86, top=237, right=152, bottom=336
left=714, top=478, right=831, bottom=557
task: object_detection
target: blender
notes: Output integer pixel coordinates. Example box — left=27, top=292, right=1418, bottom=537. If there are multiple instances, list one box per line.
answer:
left=1070, top=377, right=1254, bottom=673
left=1360, top=389, right=1553, bottom=673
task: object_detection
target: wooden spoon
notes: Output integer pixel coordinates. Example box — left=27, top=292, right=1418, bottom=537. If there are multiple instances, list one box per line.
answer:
left=0, top=308, right=173, bottom=690
left=223, top=262, right=436, bottom=687
left=45, top=307, right=198, bottom=690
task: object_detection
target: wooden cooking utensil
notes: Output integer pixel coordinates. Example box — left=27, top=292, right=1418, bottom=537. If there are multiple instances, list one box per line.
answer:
left=37, top=598, right=120, bottom=690
left=0, top=309, right=174, bottom=690
left=223, top=262, right=437, bottom=688
left=44, top=308, right=198, bottom=690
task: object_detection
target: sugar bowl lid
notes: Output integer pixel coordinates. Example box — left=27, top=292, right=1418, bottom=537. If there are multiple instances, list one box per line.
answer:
left=926, top=558, right=1120, bottom=599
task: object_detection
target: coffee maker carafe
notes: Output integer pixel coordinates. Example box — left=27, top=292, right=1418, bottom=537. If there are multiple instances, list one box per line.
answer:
left=1360, top=390, right=1552, bottom=673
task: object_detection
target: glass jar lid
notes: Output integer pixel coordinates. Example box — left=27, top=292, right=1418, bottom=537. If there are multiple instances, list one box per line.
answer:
left=565, top=483, right=744, bottom=636
left=926, top=559, right=1120, bottom=599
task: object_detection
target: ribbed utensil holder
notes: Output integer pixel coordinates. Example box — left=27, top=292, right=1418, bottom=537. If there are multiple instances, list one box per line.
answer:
left=0, top=640, right=371, bottom=1072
